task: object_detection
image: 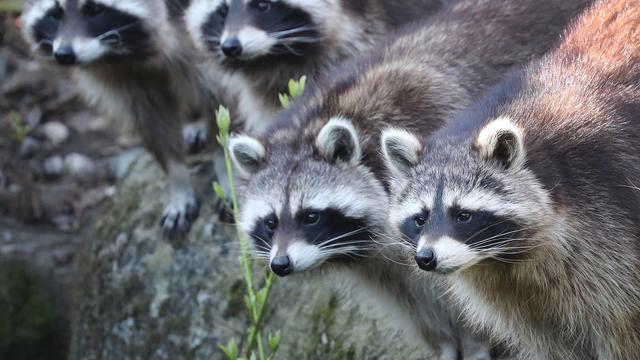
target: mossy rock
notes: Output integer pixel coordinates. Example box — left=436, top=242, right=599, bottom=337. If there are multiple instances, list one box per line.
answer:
left=0, top=259, right=68, bottom=360
left=70, top=154, right=423, bottom=359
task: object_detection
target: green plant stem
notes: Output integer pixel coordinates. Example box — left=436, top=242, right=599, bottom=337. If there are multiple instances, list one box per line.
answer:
left=256, top=330, right=266, bottom=360
left=221, top=133, right=277, bottom=357
left=0, top=1, right=21, bottom=12
left=245, top=273, right=276, bottom=356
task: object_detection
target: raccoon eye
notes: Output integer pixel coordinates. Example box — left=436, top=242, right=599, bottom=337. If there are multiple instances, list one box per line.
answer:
left=456, top=211, right=473, bottom=223
left=84, top=2, right=105, bottom=17
left=303, top=212, right=320, bottom=225
left=255, top=1, right=271, bottom=12
left=264, top=216, right=278, bottom=232
left=217, top=3, right=229, bottom=18
left=414, top=215, right=427, bottom=228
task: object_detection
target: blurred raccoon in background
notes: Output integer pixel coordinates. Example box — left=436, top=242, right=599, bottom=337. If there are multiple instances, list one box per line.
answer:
left=185, top=0, right=446, bottom=135
left=21, top=0, right=225, bottom=237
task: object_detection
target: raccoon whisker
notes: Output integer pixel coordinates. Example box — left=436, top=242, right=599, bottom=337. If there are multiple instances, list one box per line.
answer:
left=471, top=238, right=537, bottom=251
left=316, top=227, right=370, bottom=248
left=467, top=227, right=539, bottom=248
left=277, top=37, right=322, bottom=44
left=269, top=25, right=318, bottom=38
left=320, top=247, right=374, bottom=260
left=281, top=43, right=304, bottom=57
left=619, top=178, right=640, bottom=192
left=373, top=250, right=416, bottom=267
left=486, top=256, right=534, bottom=265
left=368, top=229, right=415, bottom=249
left=97, top=22, right=141, bottom=44
left=463, top=219, right=512, bottom=243
left=369, top=236, right=414, bottom=250
left=250, top=234, right=272, bottom=251
left=320, top=240, right=373, bottom=250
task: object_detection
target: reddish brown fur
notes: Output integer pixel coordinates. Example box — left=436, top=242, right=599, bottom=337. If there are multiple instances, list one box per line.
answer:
left=437, top=0, right=640, bottom=358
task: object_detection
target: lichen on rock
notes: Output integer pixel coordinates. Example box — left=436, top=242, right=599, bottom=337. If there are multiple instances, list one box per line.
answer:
left=70, top=154, right=423, bottom=359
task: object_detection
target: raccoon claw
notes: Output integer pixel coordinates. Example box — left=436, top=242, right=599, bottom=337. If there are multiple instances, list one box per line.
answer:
left=161, top=196, right=200, bottom=238
left=183, top=122, right=209, bottom=154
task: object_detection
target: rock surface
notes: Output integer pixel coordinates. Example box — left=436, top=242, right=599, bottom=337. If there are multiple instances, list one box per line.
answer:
left=69, top=154, right=424, bottom=360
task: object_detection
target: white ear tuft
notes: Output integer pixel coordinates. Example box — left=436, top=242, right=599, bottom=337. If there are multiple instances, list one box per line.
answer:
left=228, top=135, right=267, bottom=178
left=475, top=117, right=525, bottom=169
left=315, top=117, right=362, bottom=165
left=381, top=128, right=423, bottom=178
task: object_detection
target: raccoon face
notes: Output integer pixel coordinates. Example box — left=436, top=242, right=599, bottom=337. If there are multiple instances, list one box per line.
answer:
left=382, top=119, right=552, bottom=275
left=22, top=0, right=154, bottom=66
left=187, top=0, right=322, bottom=64
left=229, top=118, right=387, bottom=277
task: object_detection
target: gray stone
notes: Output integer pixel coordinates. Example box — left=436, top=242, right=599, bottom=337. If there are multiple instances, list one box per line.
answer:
left=70, top=154, right=424, bottom=360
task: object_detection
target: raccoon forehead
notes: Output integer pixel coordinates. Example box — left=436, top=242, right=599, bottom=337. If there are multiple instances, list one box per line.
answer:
left=22, top=0, right=57, bottom=30
left=274, top=0, right=340, bottom=23
left=288, top=180, right=387, bottom=220
left=186, top=0, right=224, bottom=27
left=75, top=0, right=154, bottom=18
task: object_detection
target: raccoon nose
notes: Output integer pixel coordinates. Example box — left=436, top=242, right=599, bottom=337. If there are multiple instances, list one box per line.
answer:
left=270, top=256, right=293, bottom=277
left=54, top=47, right=77, bottom=65
left=221, top=38, right=243, bottom=57
left=415, top=248, right=438, bottom=271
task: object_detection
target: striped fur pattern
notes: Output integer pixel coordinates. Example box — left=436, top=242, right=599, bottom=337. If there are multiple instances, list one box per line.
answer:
left=384, top=0, right=640, bottom=358
left=228, top=0, right=593, bottom=358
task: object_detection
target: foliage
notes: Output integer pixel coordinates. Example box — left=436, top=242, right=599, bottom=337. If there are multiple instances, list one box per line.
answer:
left=0, top=1, right=21, bottom=13
left=8, top=111, right=28, bottom=144
left=278, top=76, right=307, bottom=109
left=214, top=77, right=306, bottom=360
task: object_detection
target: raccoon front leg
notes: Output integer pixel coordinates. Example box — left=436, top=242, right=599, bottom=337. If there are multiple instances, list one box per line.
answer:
left=182, top=118, right=209, bottom=154
left=133, top=98, right=199, bottom=238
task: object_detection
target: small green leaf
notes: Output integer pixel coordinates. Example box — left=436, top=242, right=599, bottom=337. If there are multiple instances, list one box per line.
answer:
left=278, top=93, right=290, bottom=109
left=216, top=105, right=231, bottom=135
left=290, top=76, right=306, bottom=98
left=213, top=182, right=227, bottom=200
left=244, top=294, right=253, bottom=311
left=219, top=338, right=239, bottom=359
left=268, top=331, right=282, bottom=351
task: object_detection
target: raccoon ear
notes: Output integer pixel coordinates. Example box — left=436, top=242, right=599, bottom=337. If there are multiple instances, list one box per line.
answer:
left=315, top=117, right=362, bottom=165
left=474, top=117, right=525, bottom=169
left=228, top=135, right=267, bottom=177
left=381, top=128, right=424, bottom=178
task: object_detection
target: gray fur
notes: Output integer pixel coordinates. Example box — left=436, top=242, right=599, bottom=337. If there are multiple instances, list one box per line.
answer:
left=185, top=0, right=446, bottom=135
left=21, top=0, right=225, bottom=237
left=231, top=0, right=592, bottom=357
left=386, top=0, right=640, bottom=358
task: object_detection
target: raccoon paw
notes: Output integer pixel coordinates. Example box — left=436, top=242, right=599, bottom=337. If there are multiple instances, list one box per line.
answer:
left=183, top=121, right=209, bottom=154
left=161, top=193, right=200, bottom=238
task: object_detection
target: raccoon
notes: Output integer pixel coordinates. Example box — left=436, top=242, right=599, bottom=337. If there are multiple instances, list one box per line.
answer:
left=382, top=0, right=640, bottom=358
left=226, top=0, right=593, bottom=357
left=185, top=0, right=446, bottom=135
left=21, top=0, right=224, bottom=237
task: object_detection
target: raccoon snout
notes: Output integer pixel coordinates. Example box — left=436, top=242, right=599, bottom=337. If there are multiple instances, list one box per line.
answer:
left=270, top=255, right=293, bottom=277
left=221, top=38, right=243, bottom=58
left=415, top=248, right=438, bottom=271
left=54, top=46, right=77, bottom=65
